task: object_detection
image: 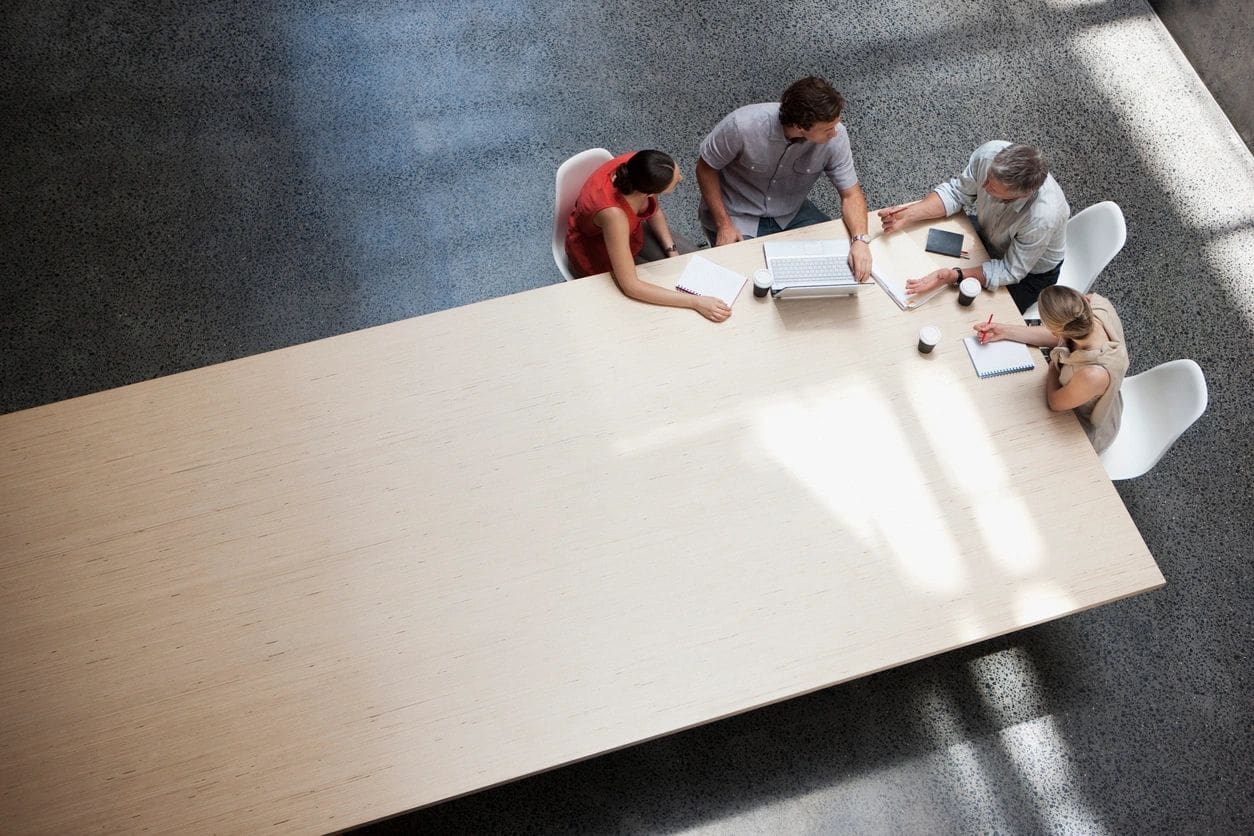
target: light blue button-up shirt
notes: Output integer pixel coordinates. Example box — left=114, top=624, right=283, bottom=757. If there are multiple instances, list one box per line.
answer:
left=698, top=103, right=859, bottom=238
left=934, top=140, right=1070, bottom=289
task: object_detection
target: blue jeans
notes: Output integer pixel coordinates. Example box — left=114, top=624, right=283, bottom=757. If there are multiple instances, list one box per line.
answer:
left=703, top=199, right=831, bottom=245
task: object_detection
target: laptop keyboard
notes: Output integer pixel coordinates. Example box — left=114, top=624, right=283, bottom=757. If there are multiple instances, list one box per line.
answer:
left=770, top=256, right=854, bottom=286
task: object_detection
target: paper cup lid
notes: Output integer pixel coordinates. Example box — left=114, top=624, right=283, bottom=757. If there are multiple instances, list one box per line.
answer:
left=960, top=277, right=981, bottom=295
left=919, top=325, right=941, bottom=342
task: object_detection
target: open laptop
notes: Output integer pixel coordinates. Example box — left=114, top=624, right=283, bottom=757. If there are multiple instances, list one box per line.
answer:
left=763, top=239, right=872, bottom=299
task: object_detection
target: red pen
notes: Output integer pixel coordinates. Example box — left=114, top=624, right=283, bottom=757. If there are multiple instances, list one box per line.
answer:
left=979, top=313, right=993, bottom=344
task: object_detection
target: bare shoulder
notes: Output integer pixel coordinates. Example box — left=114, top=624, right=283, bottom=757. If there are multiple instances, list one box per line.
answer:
left=593, top=205, right=628, bottom=228
left=1071, top=363, right=1111, bottom=388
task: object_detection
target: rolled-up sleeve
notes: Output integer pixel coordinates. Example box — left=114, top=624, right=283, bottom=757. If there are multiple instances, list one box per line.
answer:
left=699, top=113, right=743, bottom=170
left=933, top=153, right=981, bottom=216
left=982, top=217, right=1053, bottom=288
left=824, top=126, right=858, bottom=190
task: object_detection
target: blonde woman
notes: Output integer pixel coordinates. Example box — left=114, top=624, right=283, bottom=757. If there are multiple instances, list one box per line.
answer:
left=973, top=286, right=1129, bottom=451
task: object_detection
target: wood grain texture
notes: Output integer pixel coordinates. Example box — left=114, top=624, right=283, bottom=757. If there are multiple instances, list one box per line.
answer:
left=0, top=215, right=1162, bottom=833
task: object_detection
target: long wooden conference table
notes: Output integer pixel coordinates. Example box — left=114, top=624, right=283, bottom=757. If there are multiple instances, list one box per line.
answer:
left=0, top=214, right=1162, bottom=833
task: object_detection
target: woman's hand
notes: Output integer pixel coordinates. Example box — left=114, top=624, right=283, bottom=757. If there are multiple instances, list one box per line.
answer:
left=692, top=295, right=732, bottom=322
left=905, top=268, right=951, bottom=297
left=972, top=320, right=1009, bottom=343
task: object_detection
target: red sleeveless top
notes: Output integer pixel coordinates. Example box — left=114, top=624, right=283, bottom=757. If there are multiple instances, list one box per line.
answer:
left=564, top=153, right=658, bottom=278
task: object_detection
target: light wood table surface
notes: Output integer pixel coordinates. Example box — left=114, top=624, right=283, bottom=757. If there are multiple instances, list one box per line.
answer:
left=0, top=214, right=1162, bottom=833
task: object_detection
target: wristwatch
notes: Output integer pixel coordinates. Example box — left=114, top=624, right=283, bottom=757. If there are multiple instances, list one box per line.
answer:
left=851, top=234, right=871, bottom=245
left=954, top=267, right=964, bottom=283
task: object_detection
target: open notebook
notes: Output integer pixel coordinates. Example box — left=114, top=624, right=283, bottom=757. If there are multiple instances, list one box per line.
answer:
left=962, top=335, right=1038, bottom=378
left=674, top=255, right=748, bottom=306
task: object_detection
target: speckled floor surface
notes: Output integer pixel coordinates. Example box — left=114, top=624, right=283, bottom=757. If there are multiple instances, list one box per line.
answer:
left=2, top=1, right=1251, bottom=833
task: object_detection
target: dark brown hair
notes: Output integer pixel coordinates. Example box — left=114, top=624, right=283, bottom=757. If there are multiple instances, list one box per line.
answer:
left=611, top=150, right=676, bottom=195
left=779, top=77, right=844, bottom=129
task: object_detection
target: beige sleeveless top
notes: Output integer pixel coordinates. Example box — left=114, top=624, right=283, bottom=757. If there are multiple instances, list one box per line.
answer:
left=1048, top=294, right=1129, bottom=453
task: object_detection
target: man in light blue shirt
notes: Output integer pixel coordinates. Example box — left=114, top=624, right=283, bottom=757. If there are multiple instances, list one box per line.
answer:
left=696, top=77, right=873, bottom=281
left=879, top=141, right=1070, bottom=312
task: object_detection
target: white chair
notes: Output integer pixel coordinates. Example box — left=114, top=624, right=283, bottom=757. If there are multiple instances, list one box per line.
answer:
left=1100, top=359, right=1208, bottom=480
left=1023, top=201, right=1127, bottom=321
left=552, top=148, right=614, bottom=281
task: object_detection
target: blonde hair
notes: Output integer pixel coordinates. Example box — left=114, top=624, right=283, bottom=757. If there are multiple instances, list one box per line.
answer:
left=1037, top=285, right=1094, bottom=340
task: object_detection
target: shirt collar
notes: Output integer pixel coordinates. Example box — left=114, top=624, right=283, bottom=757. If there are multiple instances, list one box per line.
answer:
left=989, top=189, right=1036, bottom=212
left=1009, top=191, right=1036, bottom=211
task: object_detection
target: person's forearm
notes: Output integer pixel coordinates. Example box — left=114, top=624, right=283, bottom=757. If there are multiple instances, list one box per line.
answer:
left=616, top=275, right=701, bottom=310
left=1000, top=323, right=1060, bottom=347
left=886, top=191, right=949, bottom=231
left=606, top=243, right=695, bottom=311
left=910, top=191, right=948, bottom=222
left=696, top=159, right=733, bottom=231
left=840, top=185, right=869, bottom=236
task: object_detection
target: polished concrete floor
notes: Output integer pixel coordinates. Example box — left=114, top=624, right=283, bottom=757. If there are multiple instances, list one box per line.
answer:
left=2, top=1, right=1252, bottom=833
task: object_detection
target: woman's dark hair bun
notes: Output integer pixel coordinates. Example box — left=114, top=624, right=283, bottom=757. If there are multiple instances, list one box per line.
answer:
left=612, top=150, right=676, bottom=195
left=611, top=163, right=632, bottom=192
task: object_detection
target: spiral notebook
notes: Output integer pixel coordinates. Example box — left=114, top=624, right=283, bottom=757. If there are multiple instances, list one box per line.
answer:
left=674, top=256, right=747, bottom=306
left=963, top=335, right=1037, bottom=378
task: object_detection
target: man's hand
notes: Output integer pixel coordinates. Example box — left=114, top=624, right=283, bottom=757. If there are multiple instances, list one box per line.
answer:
left=905, top=268, right=952, bottom=297
left=692, top=295, right=732, bottom=322
left=715, top=224, right=743, bottom=247
left=848, top=240, right=872, bottom=282
left=877, top=203, right=916, bottom=235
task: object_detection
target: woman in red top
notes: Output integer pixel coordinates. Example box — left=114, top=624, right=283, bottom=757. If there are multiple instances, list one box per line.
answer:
left=565, top=150, right=730, bottom=322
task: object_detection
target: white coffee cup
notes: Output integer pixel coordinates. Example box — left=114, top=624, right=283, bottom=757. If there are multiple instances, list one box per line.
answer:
left=918, top=325, right=941, bottom=354
left=958, top=277, right=981, bottom=306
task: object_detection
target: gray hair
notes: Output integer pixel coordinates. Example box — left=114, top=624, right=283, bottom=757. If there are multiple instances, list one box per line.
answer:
left=989, top=144, right=1049, bottom=194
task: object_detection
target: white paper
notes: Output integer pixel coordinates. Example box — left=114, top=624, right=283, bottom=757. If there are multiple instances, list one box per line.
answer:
left=674, top=256, right=748, bottom=307
left=872, top=269, right=948, bottom=311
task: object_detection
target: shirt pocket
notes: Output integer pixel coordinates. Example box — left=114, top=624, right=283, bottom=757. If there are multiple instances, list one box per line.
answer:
left=781, top=155, right=824, bottom=187
left=739, top=151, right=777, bottom=175
left=790, top=156, right=823, bottom=177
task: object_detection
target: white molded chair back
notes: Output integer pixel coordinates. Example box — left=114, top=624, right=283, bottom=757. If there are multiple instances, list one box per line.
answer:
left=552, top=148, right=614, bottom=281
left=1023, top=201, right=1127, bottom=321
left=1100, top=359, right=1207, bottom=480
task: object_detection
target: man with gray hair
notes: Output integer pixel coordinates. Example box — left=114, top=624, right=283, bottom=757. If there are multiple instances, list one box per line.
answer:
left=879, top=141, right=1069, bottom=313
